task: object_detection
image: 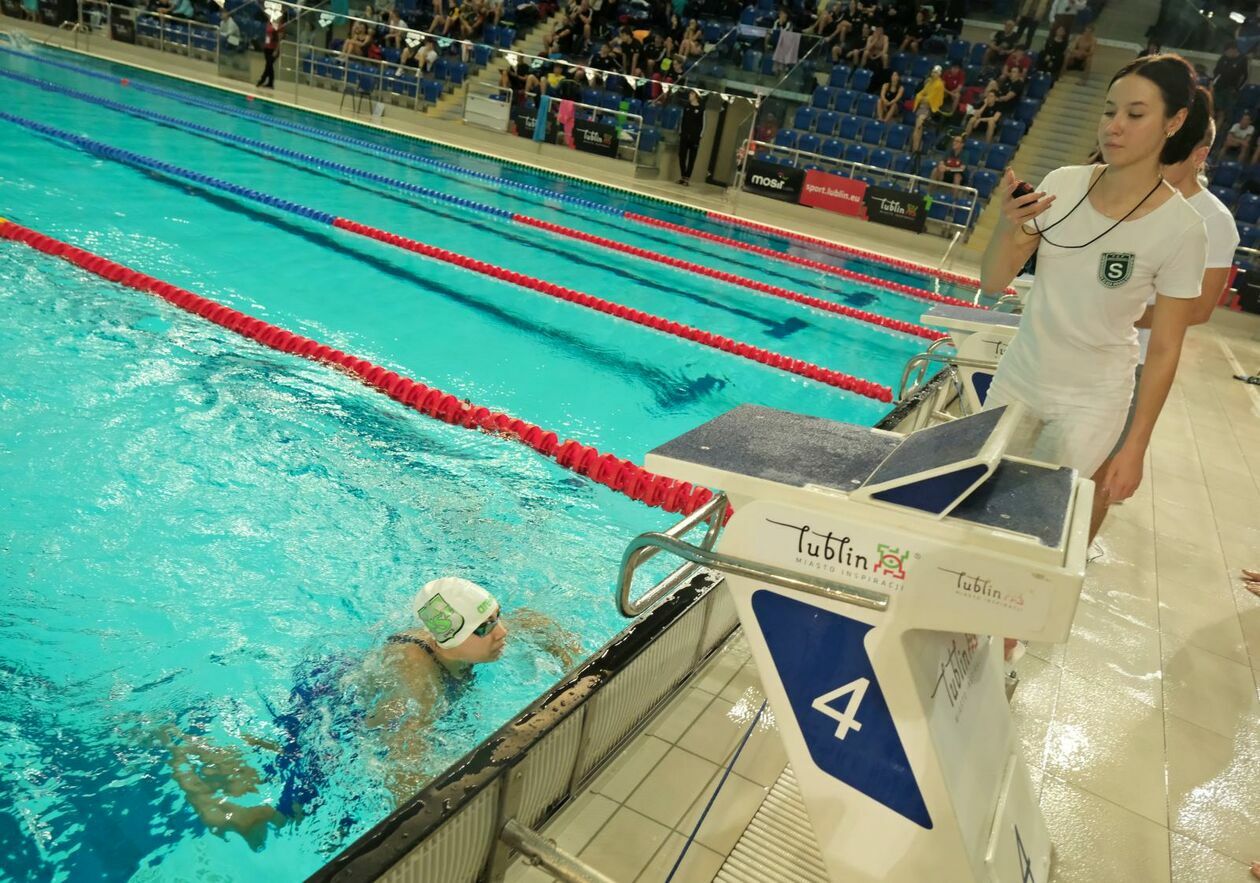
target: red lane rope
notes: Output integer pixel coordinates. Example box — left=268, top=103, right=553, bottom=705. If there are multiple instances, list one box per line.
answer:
left=627, top=213, right=980, bottom=308
left=701, top=210, right=1012, bottom=296
left=330, top=218, right=894, bottom=402
left=0, top=218, right=725, bottom=517
left=511, top=214, right=946, bottom=342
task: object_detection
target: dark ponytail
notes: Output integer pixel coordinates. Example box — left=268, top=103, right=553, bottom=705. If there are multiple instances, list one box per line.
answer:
left=1108, top=53, right=1211, bottom=165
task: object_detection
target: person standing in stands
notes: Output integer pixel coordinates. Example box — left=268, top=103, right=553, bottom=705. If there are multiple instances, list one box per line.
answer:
left=911, top=64, right=945, bottom=152
left=1212, top=42, right=1249, bottom=129
left=677, top=90, right=705, bottom=187
left=256, top=10, right=284, bottom=89
left=1013, top=0, right=1050, bottom=50
left=981, top=52, right=1210, bottom=563
left=1038, top=23, right=1069, bottom=83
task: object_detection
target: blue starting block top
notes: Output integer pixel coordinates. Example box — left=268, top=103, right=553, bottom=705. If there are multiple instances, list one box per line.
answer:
left=648, top=404, right=1073, bottom=547
left=922, top=303, right=1021, bottom=328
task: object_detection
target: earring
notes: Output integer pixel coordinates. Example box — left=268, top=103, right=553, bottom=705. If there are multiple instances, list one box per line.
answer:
left=1166, top=130, right=1176, bottom=138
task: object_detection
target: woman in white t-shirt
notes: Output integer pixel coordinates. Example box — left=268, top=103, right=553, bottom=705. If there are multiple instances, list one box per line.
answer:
left=980, top=54, right=1210, bottom=534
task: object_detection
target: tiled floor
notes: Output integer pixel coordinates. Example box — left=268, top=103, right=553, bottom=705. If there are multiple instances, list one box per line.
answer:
left=510, top=311, right=1260, bottom=883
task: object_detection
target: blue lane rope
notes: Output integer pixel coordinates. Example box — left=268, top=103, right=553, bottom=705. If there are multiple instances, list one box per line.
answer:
left=665, top=698, right=767, bottom=883
left=0, top=67, right=515, bottom=220
left=0, top=45, right=628, bottom=219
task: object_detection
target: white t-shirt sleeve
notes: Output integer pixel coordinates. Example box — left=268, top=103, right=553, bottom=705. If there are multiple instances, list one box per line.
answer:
left=1153, top=217, right=1207, bottom=299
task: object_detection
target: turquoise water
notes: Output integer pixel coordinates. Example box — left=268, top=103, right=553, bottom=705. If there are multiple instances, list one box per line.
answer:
left=1, top=44, right=939, bottom=882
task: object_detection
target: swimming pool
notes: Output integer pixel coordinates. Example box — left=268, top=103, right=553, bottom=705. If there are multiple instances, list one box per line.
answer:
left=1, top=41, right=958, bottom=881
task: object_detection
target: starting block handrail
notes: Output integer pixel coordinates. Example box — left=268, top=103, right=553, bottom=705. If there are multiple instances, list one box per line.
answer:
left=617, top=493, right=890, bottom=617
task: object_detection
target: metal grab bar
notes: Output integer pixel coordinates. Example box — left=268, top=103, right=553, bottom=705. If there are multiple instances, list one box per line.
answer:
left=615, top=492, right=727, bottom=617
left=500, top=818, right=618, bottom=883
left=617, top=494, right=890, bottom=616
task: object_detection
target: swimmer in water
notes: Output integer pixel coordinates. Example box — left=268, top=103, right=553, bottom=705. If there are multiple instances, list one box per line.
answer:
left=156, top=577, right=581, bottom=846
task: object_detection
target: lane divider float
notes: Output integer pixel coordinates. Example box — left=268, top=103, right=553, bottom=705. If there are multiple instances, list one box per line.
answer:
left=0, top=66, right=943, bottom=342
left=627, top=212, right=978, bottom=308
left=0, top=110, right=892, bottom=401
left=0, top=216, right=722, bottom=517
left=0, top=47, right=990, bottom=301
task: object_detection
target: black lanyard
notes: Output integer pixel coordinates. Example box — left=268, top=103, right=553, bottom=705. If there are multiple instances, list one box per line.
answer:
left=1028, top=167, right=1166, bottom=249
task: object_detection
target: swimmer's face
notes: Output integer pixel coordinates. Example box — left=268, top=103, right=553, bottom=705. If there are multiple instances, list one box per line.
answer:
left=1100, top=73, right=1187, bottom=169
left=446, top=606, right=508, bottom=664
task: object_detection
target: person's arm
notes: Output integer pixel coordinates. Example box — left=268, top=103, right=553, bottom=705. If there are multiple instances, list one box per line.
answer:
left=510, top=607, right=582, bottom=669
left=980, top=168, right=1054, bottom=294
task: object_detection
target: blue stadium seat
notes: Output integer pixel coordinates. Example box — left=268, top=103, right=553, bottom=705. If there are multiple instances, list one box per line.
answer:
left=581, top=87, right=600, bottom=106
left=985, top=144, right=1014, bottom=170
left=812, top=86, right=834, bottom=109
left=794, top=106, right=817, bottom=130
left=849, top=68, right=873, bottom=92
left=474, top=43, right=493, bottom=65
left=885, top=123, right=910, bottom=151
left=892, top=152, right=914, bottom=173
left=832, top=88, right=856, bottom=113
left=889, top=52, right=910, bottom=75
left=1213, top=161, right=1242, bottom=189
left=969, top=43, right=988, bottom=66
left=743, top=49, right=760, bottom=71
left=999, top=118, right=1026, bottom=145
left=661, top=105, right=683, bottom=129
left=971, top=169, right=998, bottom=199
left=1016, top=98, right=1040, bottom=124
left=854, top=93, right=877, bottom=117
left=954, top=194, right=978, bottom=226
left=1210, top=184, right=1238, bottom=209
left=860, top=119, right=886, bottom=145
left=483, top=24, right=498, bottom=45
left=421, top=78, right=444, bottom=103
left=1237, top=221, right=1259, bottom=248
left=869, top=148, right=892, bottom=169
left=910, top=56, right=933, bottom=79
left=1238, top=193, right=1260, bottom=224
left=821, top=138, right=845, bottom=159
left=844, top=143, right=869, bottom=164
left=929, top=197, right=953, bottom=222
left=498, top=28, right=516, bottom=48
left=838, top=114, right=861, bottom=140
left=797, top=132, right=821, bottom=155
left=963, top=138, right=986, bottom=166
left=948, top=39, right=969, bottom=64
left=761, top=55, right=777, bottom=75
left=1027, top=72, right=1052, bottom=100
left=774, top=129, right=798, bottom=149
left=815, top=110, right=840, bottom=135
left=703, top=21, right=723, bottom=42
left=829, top=64, right=851, bottom=87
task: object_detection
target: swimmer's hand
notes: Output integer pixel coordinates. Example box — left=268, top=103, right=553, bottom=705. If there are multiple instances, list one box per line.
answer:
left=997, top=169, right=1055, bottom=234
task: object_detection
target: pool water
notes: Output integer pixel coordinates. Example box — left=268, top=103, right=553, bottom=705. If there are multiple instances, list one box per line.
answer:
left=1, top=43, right=948, bottom=882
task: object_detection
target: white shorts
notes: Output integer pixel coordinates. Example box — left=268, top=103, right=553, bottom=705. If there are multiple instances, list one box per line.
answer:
left=984, top=381, right=1128, bottom=479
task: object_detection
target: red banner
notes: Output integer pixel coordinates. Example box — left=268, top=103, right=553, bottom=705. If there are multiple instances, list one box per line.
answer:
left=799, top=171, right=868, bottom=219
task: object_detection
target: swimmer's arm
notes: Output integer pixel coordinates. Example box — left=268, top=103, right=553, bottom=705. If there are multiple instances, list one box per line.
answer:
left=510, top=607, right=583, bottom=669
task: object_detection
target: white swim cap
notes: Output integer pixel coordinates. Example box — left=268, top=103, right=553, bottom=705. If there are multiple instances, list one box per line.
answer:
left=413, top=577, right=498, bottom=647
left=932, top=64, right=942, bottom=75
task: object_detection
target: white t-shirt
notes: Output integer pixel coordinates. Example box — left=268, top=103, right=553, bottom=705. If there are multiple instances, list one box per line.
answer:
left=994, top=164, right=1206, bottom=409
left=1229, top=122, right=1255, bottom=141
left=1135, top=186, right=1238, bottom=362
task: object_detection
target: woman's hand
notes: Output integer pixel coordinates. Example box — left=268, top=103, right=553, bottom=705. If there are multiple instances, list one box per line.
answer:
left=998, top=169, right=1055, bottom=232
left=1100, top=443, right=1144, bottom=503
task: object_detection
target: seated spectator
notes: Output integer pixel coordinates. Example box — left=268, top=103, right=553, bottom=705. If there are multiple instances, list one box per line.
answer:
left=500, top=59, right=542, bottom=100
left=545, top=62, right=567, bottom=94
left=341, top=20, right=374, bottom=58
left=765, top=7, right=793, bottom=52
left=1221, top=111, right=1255, bottom=160
left=401, top=36, right=438, bottom=73
left=458, top=0, right=488, bottom=40
left=1038, top=24, right=1069, bottom=82
left=983, top=19, right=1019, bottom=67
left=850, top=23, right=888, bottom=72
left=992, top=65, right=1026, bottom=114
left=540, top=14, right=576, bottom=57
left=900, top=8, right=934, bottom=54
left=833, top=21, right=867, bottom=64
left=218, top=9, right=241, bottom=49
left=381, top=9, right=406, bottom=49
left=830, top=0, right=866, bottom=51
left=911, top=64, right=944, bottom=152
left=962, top=88, right=1002, bottom=142
left=572, top=0, right=593, bottom=48
left=876, top=70, right=904, bottom=122
left=1003, top=47, right=1032, bottom=78
left=1062, top=22, right=1096, bottom=84
left=931, top=135, right=967, bottom=186
left=680, top=18, right=703, bottom=56
left=941, top=61, right=964, bottom=114
left=157, top=0, right=193, bottom=17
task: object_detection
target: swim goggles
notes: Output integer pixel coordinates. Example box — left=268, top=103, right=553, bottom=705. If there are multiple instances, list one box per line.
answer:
left=472, top=610, right=501, bottom=638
